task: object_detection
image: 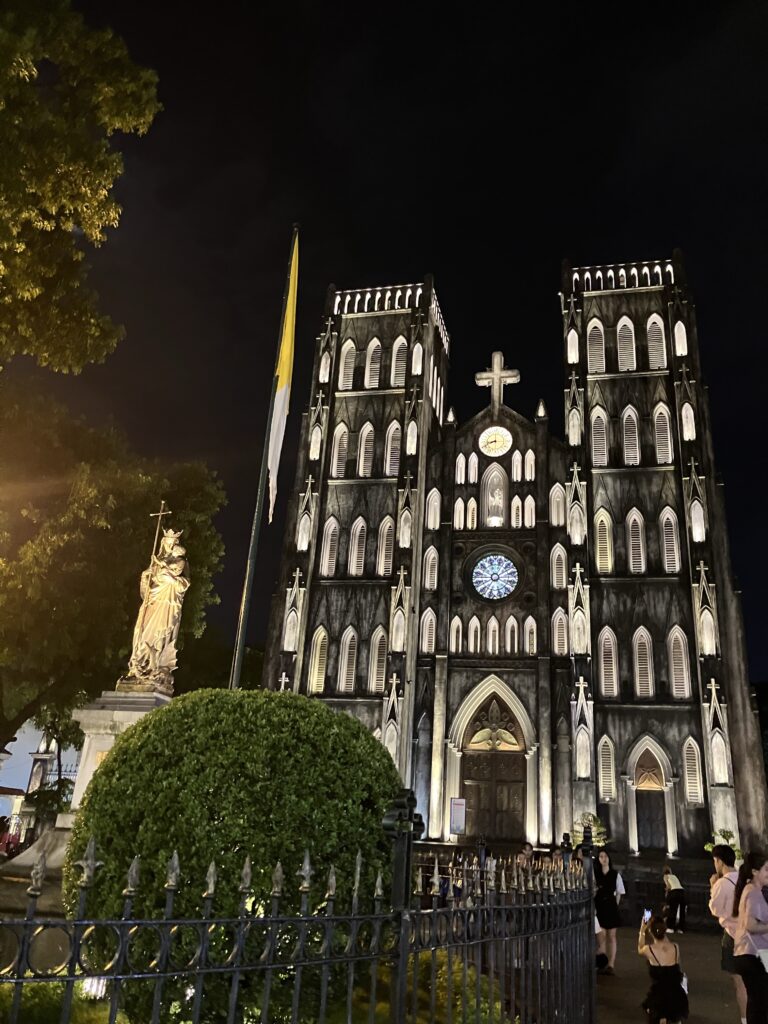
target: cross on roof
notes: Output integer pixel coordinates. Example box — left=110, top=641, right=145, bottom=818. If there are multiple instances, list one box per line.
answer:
left=475, top=352, right=521, bottom=416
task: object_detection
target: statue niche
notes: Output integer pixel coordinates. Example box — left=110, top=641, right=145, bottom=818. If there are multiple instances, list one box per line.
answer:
left=481, top=464, right=509, bottom=528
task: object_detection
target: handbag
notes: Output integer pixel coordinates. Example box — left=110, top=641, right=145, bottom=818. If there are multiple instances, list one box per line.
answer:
left=681, top=972, right=689, bottom=995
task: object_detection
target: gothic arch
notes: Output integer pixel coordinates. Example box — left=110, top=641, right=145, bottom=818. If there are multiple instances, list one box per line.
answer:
left=481, top=463, right=508, bottom=527
left=624, top=733, right=678, bottom=855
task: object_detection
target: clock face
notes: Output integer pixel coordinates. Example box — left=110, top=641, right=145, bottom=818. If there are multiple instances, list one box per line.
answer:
left=472, top=554, right=519, bottom=600
left=479, top=426, right=513, bottom=457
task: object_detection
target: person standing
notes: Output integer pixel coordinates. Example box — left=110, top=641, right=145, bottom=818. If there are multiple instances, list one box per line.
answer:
left=664, top=866, right=687, bottom=934
left=638, top=914, right=689, bottom=1024
left=594, top=849, right=625, bottom=975
left=733, top=850, right=768, bottom=1024
left=709, top=844, right=747, bottom=1024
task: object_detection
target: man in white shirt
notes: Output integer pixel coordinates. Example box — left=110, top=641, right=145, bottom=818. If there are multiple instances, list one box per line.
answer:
left=709, top=843, right=747, bottom=1024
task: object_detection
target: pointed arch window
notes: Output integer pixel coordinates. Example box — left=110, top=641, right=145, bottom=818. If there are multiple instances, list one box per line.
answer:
left=411, top=342, right=423, bottom=376
left=660, top=508, right=680, bottom=573
left=550, top=484, right=566, bottom=525
left=567, top=328, right=579, bottom=364
left=690, top=499, right=706, bottom=543
left=622, top=407, right=640, bottom=465
left=455, top=452, right=466, bottom=484
left=338, top=627, right=358, bottom=693
left=467, top=498, right=478, bottom=530
left=681, top=403, right=696, bottom=441
left=700, top=609, right=717, bottom=656
left=654, top=405, right=673, bottom=464
left=550, top=544, right=567, bottom=589
left=674, top=321, right=688, bottom=356
left=667, top=627, right=690, bottom=698
left=283, top=609, right=298, bottom=652
left=385, top=422, right=402, bottom=477
left=487, top=616, right=500, bottom=655
left=338, top=340, right=356, bottom=390
left=357, top=422, right=374, bottom=477
left=468, top=616, right=481, bottom=653
left=626, top=509, right=646, bottom=574
left=647, top=315, right=667, bottom=369
left=426, top=489, right=441, bottom=530
left=552, top=609, right=568, bottom=655
left=524, top=495, right=536, bottom=528
left=450, top=616, right=463, bottom=653
left=420, top=609, right=436, bottom=653
left=524, top=616, right=537, bottom=654
left=683, top=738, right=703, bottom=803
left=575, top=728, right=590, bottom=779
left=511, top=496, right=522, bottom=529
left=711, top=731, right=729, bottom=784
left=598, top=737, right=616, bottom=801
left=524, top=450, right=536, bottom=481
left=633, top=628, right=654, bottom=697
left=309, top=424, right=322, bottom=461
left=423, top=546, right=438, bottom=591
left=348, top=517, right=367, bottom=576
left=319, top=350, right=330, bottom=384
left=568, top=409, right=581, bottom=446
left=511, top=451, right=523, bottom=482
left=399, top=508, right=412, bottom=548
left=587, top=319, right=605, bottom=373
left=505, top=616, right=518, bottom=654
left=453, top=498, right=465, bottom=530
left=569, top=504, right=585, bottom=545
left=599, top=627, right=618, bottom=697
left=308, top=627, right=328, bottom=694
left=617, top=316, right=636, bottom=371
left=297, top=512, right=311, bottom=552
left=468, top=452, right=479, bottom=484
left=591, top=408, right=608, bottom=466
left=594, top=509, right=614, bottom=574
left=572, top=609, right=588, bottom=654
left=368, top=627, right=387, bottom=694
left=331, top=424, right=349, bottom=478
left=391, top=608, right=405, bottom=652
left=406, top=420, right=418, bottom=455
left=364, top=339, right=381, bottom=388
left=376, top=517, right=394, bottom=575
left=482, top=464, right=508, bottom=527
left=391, top=336, right=407, bottom=386
left=320, top=517, right=340, bottom=576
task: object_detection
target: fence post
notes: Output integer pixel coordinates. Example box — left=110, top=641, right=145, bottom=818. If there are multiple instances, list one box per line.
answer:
left=382, top=789, right=424, bottom=1024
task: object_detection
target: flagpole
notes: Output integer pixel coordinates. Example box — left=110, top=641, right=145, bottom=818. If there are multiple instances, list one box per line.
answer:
left=229, top=225, right=299, bottom=690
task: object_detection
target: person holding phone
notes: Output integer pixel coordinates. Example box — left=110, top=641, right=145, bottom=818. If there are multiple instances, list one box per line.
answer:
left=733, top=851, right=768, bottom=1023
left=638, top=914, right=689, bottom=1023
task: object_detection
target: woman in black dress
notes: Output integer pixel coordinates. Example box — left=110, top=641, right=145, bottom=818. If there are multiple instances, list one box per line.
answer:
left=594, top=849, right=623, bottom=974
left=638, top=914, right=689, bottom=1023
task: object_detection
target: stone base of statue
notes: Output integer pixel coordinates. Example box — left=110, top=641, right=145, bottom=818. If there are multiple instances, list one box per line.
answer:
left=116, top=669, right=174, bottom=697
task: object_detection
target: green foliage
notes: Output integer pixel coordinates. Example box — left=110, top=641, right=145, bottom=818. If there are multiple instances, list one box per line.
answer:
left=0, top=982, right=128, bottom=1023
left=0, top=381, right=225, bottom=748
left=704, top=828, right=743, bottom=860
left=572, top=811, right=609, bottom=847
left=0, top=0, right=160, bottom=371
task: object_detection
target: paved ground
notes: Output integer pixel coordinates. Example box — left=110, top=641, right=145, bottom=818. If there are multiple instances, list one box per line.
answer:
left=597, top=929, right=741, bottom=1023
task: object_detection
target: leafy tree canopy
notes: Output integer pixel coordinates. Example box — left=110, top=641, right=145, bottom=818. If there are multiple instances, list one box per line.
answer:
left=0, top=381, right=225, bottom=749
left=0, top=0, right=160, bottom=371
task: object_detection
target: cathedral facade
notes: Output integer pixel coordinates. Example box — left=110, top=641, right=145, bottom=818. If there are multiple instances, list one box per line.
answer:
left=264, top=257, right=768, bottom=855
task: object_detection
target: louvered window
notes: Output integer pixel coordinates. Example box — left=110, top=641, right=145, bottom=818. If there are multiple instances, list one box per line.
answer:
left=453, top=498, right=465, bottom=530
left=308, top=628, right=328, bottom=693
left=391, top=337, right=407, bottom=386
left=647, top=316, right=667, bottom=368
left=674, top=321, right=688, bottom=356
left=594, top=512, right=613, bottom=574
left=468, top=617, right=481, bottom=653
left=567, top=328, right=579, bottom=363
left=423, top=547, right=438, bottom=590
left=357, top=423, right=374, bottom=477
left=682, top=403, right=696, bottom=441
left=568, top=409, right=581, bottom=446
left=450, top=617, right=462, bottom=653
left=551, top=545, right=567, bottom=589
left=455, top=453, right=466, bottom=484
left=297, top=513, right=311, bottom=552
left=283, top=610, right=298, bottom=652
left=599, top=628, right=618, bottom=697
left=377, top=518, right=394, bottom=576
left=406, top=421, right=418, bottom=454
left=420, top=610, right=436, bottom=653
left=524, top=496, right=535, bottom=528
left=626, top=512, right=646, bottom=573
left=487, top=617, right=500, bottom=655
left=467, top=499, right=478, bottom=530
left=587, top=321, right=605, bottom=373
left=512, top=451, right=522, bottom=482
left=338, top=628, right=357, bottom=692
left=661, top=510, right=680, bottom=573
left=368, top=629, right=387, bottom=693
left=683, top=739, right=703, bottom=803
left=391, top=609, right=405, bottom=652
left=654, top=406, right=673, bottom=464
left=364, top=340, right=381, bottom=388
left=338, top=341, right=356, bottom=390
left=525, top=450, right=536, bottom=481
left=385, top=423, right=401, bottom=476
left=309, top=424, right=322, bottom=461
left=426, top=490, right=441, bottom=530
left=348, top=518, right=366, bottom=576
left=550, top=485, right=565, bottom=525
left=598, top=738, right=616, bottom=801
left=623, top=408, right=640, bottom=465
left=399, top=509, right=412, bottom=548
left=591, top=410, right=608, bottom=467
left=468, top=453, right=478, bottom=484
left=617, top=318, right=636, bottom=371
left=511, top=497, right=522, bottom=529
left=524, top=617, right=537, bottom=654
left=668, top=628, right=690, bottom=698
left=690, top=500, right=706, bottom=542
left=552, top=611, right=568, bottom=655
left=633, top=629, right=654, bottom=697
left=331, top=425, right=349, bottom=478
left=320, top=518, right=339, bottom=576
left=505, top=616, right=518, bottom=654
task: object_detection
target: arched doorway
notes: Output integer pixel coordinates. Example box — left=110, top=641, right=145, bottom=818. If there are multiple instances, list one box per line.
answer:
left=461, top=698, right=526, bottom=840
left=635, top=748, right=666, bottom=850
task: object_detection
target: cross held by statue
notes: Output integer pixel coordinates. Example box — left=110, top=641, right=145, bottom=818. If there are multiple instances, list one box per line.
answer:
left=475, top=352, right=521, bottom=416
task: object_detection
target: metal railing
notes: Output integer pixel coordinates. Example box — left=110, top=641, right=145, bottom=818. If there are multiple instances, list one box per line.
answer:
left=0, top=790, right=595, bottom=1023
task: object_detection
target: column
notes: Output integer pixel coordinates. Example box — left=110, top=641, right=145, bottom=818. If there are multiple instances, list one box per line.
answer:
left=428, top=654, right=448, bottom=839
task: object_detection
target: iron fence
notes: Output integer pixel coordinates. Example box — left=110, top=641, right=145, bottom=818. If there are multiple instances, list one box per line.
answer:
left=0, top=790, right=595, bottom=1024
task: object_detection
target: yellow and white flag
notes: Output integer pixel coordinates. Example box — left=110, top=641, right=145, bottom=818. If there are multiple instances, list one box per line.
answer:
left=267, top=228, right=298, bottom=521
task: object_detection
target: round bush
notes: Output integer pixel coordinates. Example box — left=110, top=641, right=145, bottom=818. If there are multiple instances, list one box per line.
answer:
left=64, top=689, right=402, bottom=919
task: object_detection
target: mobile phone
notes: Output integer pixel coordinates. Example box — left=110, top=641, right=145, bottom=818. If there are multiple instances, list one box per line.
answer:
left=642, top=909, right=652, bottom=923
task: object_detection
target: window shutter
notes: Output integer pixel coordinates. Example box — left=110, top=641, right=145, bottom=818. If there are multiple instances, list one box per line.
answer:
left=392, top=341, right=407, bottom=386
left=628, top=516, right=645, bottom=573
left=370, top=632, right=386, bottom=693
left=601, top=631, right=617, bottom=697
left=424, top=548, right=438, bottom=590
left=358, top=426, right=374, bottom=477
left=421, top=612, right=436, bottom=653
left=670, top=632, right=688, bottom=697
left=623, top=411, right=640, bottom=465
left=332, top=427, right=348, bottom=478
left=595, top=516, right=611, bottom=573
left=321, top=520, right=339, bottom=576
left=467, top=500, right=477, bottom=530
left=648, top=319, right=666, bottom=368
left=378, top=519, right=394, bottom=576
left=635, top=633, right=653, bottom=697
left=663, top=515, right=679, bottom=573
left=552, top=548, right=566, bottom=589
left=592, top=413, right=608, bottom=466
left=655, top=408, right=673, bottom=464
left=512, top=497, right=522, bottom=528
left=683, top=741, right=702, bottom=803
left=553, top=613, right=567, bottom=655
left=365, top=342, right=381, bottom=388
left=349, top=520, right=366, bottom=576
left=339, top=344, right=355, bottom=389
left=385, top=424, right=401, bottom=476
left=309, top=630, right=328, bottom=693
left=599, top=741, right=616, bottom=801
left=617, top=321, right=635, bottom=371
left=588, top=324, right=605, bottom=373
left=339, top=631, right=357, bottom=692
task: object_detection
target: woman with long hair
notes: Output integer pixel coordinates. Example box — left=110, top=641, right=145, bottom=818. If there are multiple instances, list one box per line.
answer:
left=594, top=848, right=624, bottom=974
left=638, top=914, right=688, bottom=1024
left=733, top=850, right=768, bottom=1023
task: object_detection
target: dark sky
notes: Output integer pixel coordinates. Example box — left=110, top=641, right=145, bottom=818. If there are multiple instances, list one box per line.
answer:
left=18, top=0, right=768, bottom=677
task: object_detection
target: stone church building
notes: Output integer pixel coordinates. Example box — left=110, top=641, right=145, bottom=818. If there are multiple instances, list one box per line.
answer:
left=264, top=255, right=768, bottom=855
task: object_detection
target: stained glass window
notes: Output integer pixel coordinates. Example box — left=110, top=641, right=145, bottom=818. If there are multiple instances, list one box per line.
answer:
left=472, top=554, right=518, bottom=600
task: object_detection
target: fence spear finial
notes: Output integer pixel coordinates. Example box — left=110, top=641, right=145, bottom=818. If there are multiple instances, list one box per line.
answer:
left=75, top=836, right=104, bottom=888
left=271, top=861, right=284, bottom=897
left=430, top=855, right=440, bottom=896
left=205, top=860, right=217, bottom=898
left=124, top=855, right=141, bottom=897
left=297, top=850, right=313, bottom=893
left=165, top=850, right=181, bottom=890
left=353, top=849, right=362, bottom=899
left=326, top=865, right=337, bottom=899
left=240, top=855, right=253, bottom=893
left=28, top=850, right=47, bottom=897
left=374, top=867, right=384, bottom=900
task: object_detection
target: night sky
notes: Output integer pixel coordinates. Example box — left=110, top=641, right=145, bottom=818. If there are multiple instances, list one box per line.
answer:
left=15, top=1, right=768, bottom=679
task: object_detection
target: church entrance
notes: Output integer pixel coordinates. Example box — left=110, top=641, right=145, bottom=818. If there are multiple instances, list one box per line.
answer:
left=635, top=748, right=667, bottom=851
left=461, top=698, right=525, bottom=841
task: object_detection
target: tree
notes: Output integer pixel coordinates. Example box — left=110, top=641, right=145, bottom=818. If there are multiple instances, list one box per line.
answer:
left=0, top=0, right=160, bottom=371
left=0, top=381, right=226, bottom=749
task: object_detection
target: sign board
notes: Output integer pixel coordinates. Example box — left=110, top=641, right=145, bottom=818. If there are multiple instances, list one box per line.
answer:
left=450, top=797, right=466, bottom=835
